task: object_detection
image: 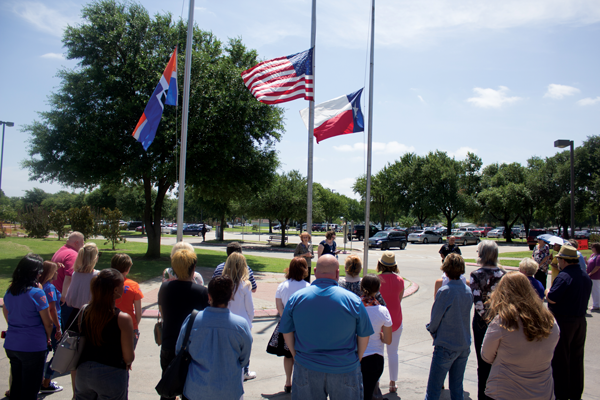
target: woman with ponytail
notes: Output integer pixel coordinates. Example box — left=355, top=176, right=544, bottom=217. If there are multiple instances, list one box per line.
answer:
left=76, top=268, right=134, bottom=399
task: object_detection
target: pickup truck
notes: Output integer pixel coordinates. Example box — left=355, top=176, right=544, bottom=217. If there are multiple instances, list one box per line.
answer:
left=347, top=225, right=380, bottom=241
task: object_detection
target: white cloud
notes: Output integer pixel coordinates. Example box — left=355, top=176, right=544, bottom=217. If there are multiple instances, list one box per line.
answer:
left=40, top=53, right=65, bottom=60
left=446, top=146, right=478, bottom=159
left=466, top=86, right=522, bottom=108
left=13, top=2, right=79, bottom=37
left=417, top=95, right=427, bottom=105
left=333, top=141, right=415, bottom=155
left=576, top=97, right=600, bottom=106
left=544, top=84, right=580, bottom=99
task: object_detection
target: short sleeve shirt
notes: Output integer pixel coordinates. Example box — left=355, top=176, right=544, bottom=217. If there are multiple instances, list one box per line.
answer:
left=42, top=282, right=62, bottom=322
left=4, top=287, right=49, bottom=352
left=275, top=279, right=310, bottom=307
left=470, top=267, right=505, bottom=317
left=439, top=244, right=461, bottom=259
left=363, top=305, right=393, bottom=357
left=279, top=279, right=374, bottom=373
left=115, top=278, right=144, bottom=330
left=548, top=265, right=592, bottom=318
left=51, top=244, right=79, bottom=293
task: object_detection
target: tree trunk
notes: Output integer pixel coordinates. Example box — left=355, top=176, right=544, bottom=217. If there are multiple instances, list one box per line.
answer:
left=219, top=212, right=226, bottom=241
left=280, top=218, right=288, bottom=247
left=504, top=222, right=512, bottom=243
left=143, top=176, right=169, bottom=259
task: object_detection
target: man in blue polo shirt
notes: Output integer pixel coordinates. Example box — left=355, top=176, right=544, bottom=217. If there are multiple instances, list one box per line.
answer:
left=280, top=254, right=374, bottom=400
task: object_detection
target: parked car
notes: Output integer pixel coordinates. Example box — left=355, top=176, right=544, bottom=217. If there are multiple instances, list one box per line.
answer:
left=161, top=225, right=171, bottom=234
left=526, top=228, right=554, bottom=250
left=473, top=227, right=493, bottom=237
left=574, top=230, right=591, bottom=239
left=128, top=221, right=143, bottom=231
left=454, top=231, right=480, bottom=246
left=510, top=227, right=521, bottom=238
left=348, top=225, right=380, bottom=241
left=487, top=228, right=505, bottom=238
left=407, top=230, right=442, bottom=244
left=135, top=225, right=145, bottom=232
left=273, top=224, right=289, bottom=230
left=368, top=231, right=408, bottom=250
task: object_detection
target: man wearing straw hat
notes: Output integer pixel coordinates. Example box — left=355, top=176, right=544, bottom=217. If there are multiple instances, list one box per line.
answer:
left=546, top=244, right=592, bottom=400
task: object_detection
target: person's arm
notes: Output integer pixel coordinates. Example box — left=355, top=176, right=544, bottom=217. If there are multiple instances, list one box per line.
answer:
left=48, top=301, right=62, bottom=339
left=247, top=267, right=257, bottom=293
left=357, top=336, right=370, bottom=361
left=39, top=308, right=53, bottom=342
left=133, top=299, right=142, bottom=327
left=282, top=332, right=296, bottom=357
left=276, top=298, right=285, bottom=317
left=398, top=285, right=405, bottom=305
left=317, top=244, right=324, bottom=258
left=481, top=317, right=502, bottom=364
left=381, top=325, right=392, bottom=345
left=439, top=246, right=445, bottom=260
left=545, top=289, right=556, bottom=303
left=118, top=312, right=135, bottom=367
left=293, top=244, right=303, bottom=258
left=61, top=275, right=72, bottom=304
left=589, top=257, right=600, bottom=275
left=3, top=304, right=8, bottom=323
left=433, top=279, right=443, bottom=298
left=426, top=292, right=446, bottom=337
left=245, top=284, right=255, bottom=323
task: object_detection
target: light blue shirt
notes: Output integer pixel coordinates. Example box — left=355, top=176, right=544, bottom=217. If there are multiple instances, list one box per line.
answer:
left=279, top=278, right=374, bottom=373
left=427, top=280, right=473, bottom=352
left=176, top=307, right=252, bottom=400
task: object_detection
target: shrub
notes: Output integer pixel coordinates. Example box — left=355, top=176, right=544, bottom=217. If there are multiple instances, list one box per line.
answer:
left=100, top=207, right=126, bottom=250
left=68, top=206, right=98, bottom=240
left=19, top=204, right=50, bottom=238
left=590, top=233, right=600, bottom=244
left=49, top=209, right=69, bottom=240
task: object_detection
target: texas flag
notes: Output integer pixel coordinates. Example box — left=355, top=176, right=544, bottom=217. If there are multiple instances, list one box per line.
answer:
left=300, top=89, right=364, bottom=143
left=132, top=48, right=178, bottom=150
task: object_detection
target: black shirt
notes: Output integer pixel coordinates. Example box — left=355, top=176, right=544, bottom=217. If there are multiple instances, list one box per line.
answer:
left=548, top=264, right=592, bottom=318
left=158, top=280, right=209, bottom=350
left=79, top=309, right=125, bottom=369
left=439, top=244, right=462, bottom=259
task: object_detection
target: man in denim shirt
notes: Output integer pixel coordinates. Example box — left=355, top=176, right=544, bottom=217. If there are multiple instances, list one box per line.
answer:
left=425, top=254, right=473, bottom=400
left=280, top=254, right=374, bottom=400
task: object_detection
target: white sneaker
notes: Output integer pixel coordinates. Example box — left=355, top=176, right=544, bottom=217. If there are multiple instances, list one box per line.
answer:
left=244, top=371, right=257, bottom=381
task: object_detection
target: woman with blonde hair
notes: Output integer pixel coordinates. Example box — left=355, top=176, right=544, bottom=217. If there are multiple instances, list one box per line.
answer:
left=519, top=258, right=544, bottom=300
left=293, top=232, right=314, bottom=282
left=162, top=241, right=204, bottom=285
left=157, top=248, right=209, bottom=400
left=339, top=255, right=386, bottom=306
left=482, top=271, right=559, bottom=400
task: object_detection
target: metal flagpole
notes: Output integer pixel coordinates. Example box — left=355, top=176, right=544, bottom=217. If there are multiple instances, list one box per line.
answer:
left=177, top=0, right=195, bottom=242
left=363, top=0, right=375, bottom=276
left=306, top=0, right=316, bottom=239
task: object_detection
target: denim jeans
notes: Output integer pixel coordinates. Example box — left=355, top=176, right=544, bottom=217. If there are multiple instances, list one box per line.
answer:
left=425, top=346, right=470, bottom=400
left=291, top=361, right=363, bottom=400
left=76, top=361, right=129, bottom=400
left=5, top=349, right=47, bottom=400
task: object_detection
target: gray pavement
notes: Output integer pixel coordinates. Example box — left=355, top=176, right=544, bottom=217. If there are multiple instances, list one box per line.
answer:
left=1, top=235, right=599, bottom=400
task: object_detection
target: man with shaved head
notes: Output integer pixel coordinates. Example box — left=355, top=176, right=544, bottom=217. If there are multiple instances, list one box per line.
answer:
left=51, top=231, right=84, bottom=326
left=279, top=254, right=374, bottom=399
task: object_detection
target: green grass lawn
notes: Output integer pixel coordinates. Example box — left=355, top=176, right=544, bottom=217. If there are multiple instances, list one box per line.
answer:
left=0, top=237, right=328, bottom=294
left=499, top=249, right=593, bottom=258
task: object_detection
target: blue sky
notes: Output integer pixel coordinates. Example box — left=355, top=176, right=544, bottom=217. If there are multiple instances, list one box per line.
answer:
left=1, top=0, right=599, bottom=200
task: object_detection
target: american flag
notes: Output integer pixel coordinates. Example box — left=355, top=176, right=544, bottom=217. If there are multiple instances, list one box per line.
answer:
left=242, top=48, right=314, bottom=104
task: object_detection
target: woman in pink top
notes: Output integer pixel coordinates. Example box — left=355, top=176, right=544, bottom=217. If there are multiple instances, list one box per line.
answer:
left=377, top=251, right=405, bottom=394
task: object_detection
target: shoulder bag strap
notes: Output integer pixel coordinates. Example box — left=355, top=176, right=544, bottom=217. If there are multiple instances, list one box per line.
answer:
left=181, top=309, right=199, bottom=353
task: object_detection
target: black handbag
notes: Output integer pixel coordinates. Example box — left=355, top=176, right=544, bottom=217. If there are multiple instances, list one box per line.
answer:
left=155, top=310, right=199, bottom=398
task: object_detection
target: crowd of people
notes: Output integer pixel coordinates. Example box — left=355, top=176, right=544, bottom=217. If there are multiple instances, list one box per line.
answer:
left=2, top=230, right=597, bottom=400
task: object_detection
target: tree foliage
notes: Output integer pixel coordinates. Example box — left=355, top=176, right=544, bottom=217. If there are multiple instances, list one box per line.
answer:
left=68, top=206, right=98, bottom=240
left=22, top=0, right=283, bottom=257
left=19, top=205, right=50, bottom=238
left=100, top=208, right=126, bottom=250
left=49, top=210, right=69, bottom=240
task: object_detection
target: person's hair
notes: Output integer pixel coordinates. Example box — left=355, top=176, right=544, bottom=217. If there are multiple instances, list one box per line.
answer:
left=170, top=241, right=195, bottom=258
left=486, top=271, right=555, bottom=341
left=591, top=242, right=600, bottom=253
left=299, top=232, right=311, bottom=241
left=519, top=258, right=539, bottom=276
left=568, top=239, right=578, bottom=249
left=345, top=255, right=362, bottom=277
left=325, top=231, right=336, bottom=240
left=75, top=242, right=99, bottom=273
left=110, top=253, right=133, bottom=274
left=223, top=252, right=250, bottom=296
left=376, top=261, right=398, bottom=274
left=477, top=240, right=499, bottom=268
left=208, top=276, right=234, bottom=307
left=39, top=261, right=59, bottom=286
left=83, top=268, right=124, bottom=346
left=441, top=253, right=465, bottom=280
left=226, top=242, right=243, bottom=256
left=9, top=254, right=44, bottom=296
left=361, top=274, right=381, bottom=297
left=171, top=249, right=197, bottom=281
left=285, top=257, right=308, bottom=281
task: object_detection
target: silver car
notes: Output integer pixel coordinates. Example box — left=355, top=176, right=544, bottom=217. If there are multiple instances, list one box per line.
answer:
left=453, top=231, right=480, bottom=246
left=407, top=230, right=442, bottom=244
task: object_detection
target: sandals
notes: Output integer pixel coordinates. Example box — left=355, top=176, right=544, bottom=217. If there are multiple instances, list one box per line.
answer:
left=284, top=385, right=292, bottom=393
left=389, top=381, right=397, bottom=393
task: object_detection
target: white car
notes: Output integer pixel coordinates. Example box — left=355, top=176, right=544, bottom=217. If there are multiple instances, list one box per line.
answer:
left=487, top=228, right=504, bottom=238
left=161, top=225, right=172, bottom=234
left=407, top=230, right=443, bottom=244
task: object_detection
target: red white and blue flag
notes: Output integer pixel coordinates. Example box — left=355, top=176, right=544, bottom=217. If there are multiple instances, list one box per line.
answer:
left=241, top=48, right=314, bottom=104
left=300, top=89, right=364, bottom=144
left=132, top=48, right=178, bottom=150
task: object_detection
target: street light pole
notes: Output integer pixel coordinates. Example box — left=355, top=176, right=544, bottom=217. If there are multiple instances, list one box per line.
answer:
left=554, top=139, right=575, bottom=238
left=0, top=120, right=15, bottom=198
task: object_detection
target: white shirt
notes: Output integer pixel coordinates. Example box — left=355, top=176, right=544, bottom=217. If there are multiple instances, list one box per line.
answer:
left=363, top=305, right=393, bottom=357
left=441, top=272, right=467, bottom=287
left=228, top=282, right=254, bottom=330
left=275, top=279, right=310, bottom=306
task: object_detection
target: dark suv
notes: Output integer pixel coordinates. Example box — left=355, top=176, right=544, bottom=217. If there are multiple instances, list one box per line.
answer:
left=527, top=229, right=553, bottom=250
left=368, top=230, right=408, bottom=250
left=347, top=225, right=380, bottom=241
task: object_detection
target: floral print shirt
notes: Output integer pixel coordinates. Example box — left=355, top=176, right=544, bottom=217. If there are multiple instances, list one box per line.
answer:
left=470, top=267, right=505, bottom=317
left=532, top=244, right=550, bottom=273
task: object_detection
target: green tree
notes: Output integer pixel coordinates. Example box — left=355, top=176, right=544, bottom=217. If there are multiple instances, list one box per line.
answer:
left=353, top=166, right=397, bottom=228
left=19, top=205, right=50, bottom=238
left=68, top=206, right=98, bottom=240
left=315, top=184, right=346, bottom=229
left=576, top=135, right=600, bottom=225
left=86, top=186, right=118, bottom=210
left=22, top=188, right=50, bottom=208
left=100, top=208, right=126, bottom=249
left=49, top=210, right=69, bottom=240
left=42, top=191, right=85, bottom=212
left=22, top=0, right=283, bottom=257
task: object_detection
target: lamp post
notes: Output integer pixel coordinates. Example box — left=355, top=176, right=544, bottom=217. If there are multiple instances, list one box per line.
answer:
left=554, top=139, right=575, bottom=239
left=0, top=120, right=15, bottom=198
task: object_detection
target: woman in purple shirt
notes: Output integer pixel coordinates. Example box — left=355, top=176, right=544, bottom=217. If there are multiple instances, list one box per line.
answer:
left=587, top=242, right=600, bottom=310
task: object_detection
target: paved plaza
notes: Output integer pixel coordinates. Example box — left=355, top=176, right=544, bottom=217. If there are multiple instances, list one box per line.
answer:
left=1, top=232, right=599, bottom=399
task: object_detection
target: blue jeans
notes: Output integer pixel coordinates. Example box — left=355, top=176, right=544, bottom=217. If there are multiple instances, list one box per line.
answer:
left=425, top=346, right=470, bottom=400
left=292, top=361, right=363, bottom=400
left=76, top=361, right=129, bottom=400
left=44, top=325, right=60, bottom=380
left=6, top=349, right=47, bottom=400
